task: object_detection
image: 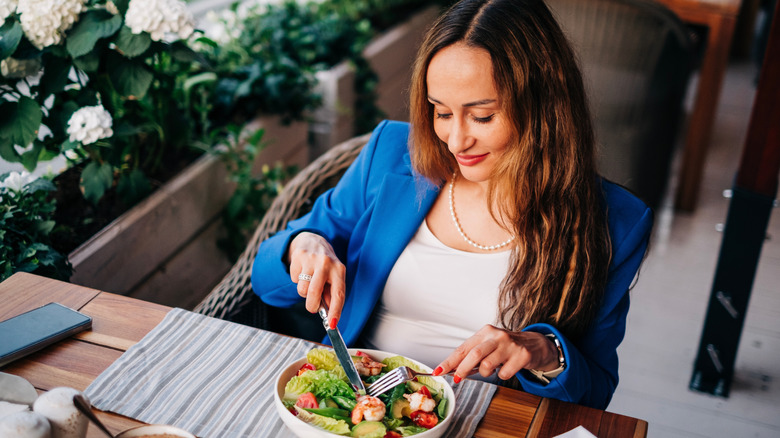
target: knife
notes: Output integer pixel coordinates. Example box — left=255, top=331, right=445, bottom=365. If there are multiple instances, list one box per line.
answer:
left=318, top=303, right=366, bottom=396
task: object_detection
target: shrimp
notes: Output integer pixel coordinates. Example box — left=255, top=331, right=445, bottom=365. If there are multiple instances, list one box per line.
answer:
left=351, top=395, right=386, bottom=423
left=354, top=355, right=385, bottom=376
left=403, top=392, right=436, bottom=412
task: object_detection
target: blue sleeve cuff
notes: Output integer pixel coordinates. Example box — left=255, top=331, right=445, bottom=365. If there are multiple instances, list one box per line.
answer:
left=516, top=323, right=578, bottom=402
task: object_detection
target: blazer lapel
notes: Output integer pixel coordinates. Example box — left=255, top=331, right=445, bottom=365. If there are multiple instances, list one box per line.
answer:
left=340, top=169, right=440, bottom=344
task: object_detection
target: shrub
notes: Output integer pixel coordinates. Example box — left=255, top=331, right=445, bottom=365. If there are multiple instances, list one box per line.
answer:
left=0, top=171, right=71, bottom=281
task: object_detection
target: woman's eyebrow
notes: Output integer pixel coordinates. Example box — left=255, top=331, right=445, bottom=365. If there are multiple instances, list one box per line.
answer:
left=427, top=96, right=497, bottom=107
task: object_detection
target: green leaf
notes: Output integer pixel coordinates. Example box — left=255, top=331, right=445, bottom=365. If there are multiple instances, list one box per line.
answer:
left=38, top=147, right=60, bottom=162
left=111, top=120, right=141, bottom=137
left=182, top=71, right=217, bottom=109
left=38, top=54, right=71, bottom=98
left=20, top=141, right=43, bottom=171
left=21, top=246, right=37, bottom=260
left=246, top=128, right=266, bottom=147
left=0, top=136, right=20, bottom=163
left=73, top=51, right=100, bottom=72
left=66, top=10, right=123, bottom=58
left=25, top=177, right=55, bottom=193
left=107, top=53, right=153, bottom=99
left=80, top=161, right=114, bottom=204
left=60, top=138, right=80, bottom=152
left=0, top=18, right=23, bottom=60
left=194, top=36, right=218, bottom=49
left=114, top=26, right=151, bottom=58
left=35, top=220, right=56, bottom=235
left=113, top=0, right=130, bottom=16
left=0, top=97, right=42, bottom=147
left=116, top=168, right=151, bottom=204
left=10, top=37, right=38, bottom=60
left=170, top=41, right=208, bottom=66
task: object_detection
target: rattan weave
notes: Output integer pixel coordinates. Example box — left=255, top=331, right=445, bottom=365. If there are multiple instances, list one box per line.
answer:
left=193, top=134, right=371, bottom=326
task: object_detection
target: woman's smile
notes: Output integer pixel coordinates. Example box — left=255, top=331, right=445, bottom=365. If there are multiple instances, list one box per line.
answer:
left=455, top=152, right=489, bottom=166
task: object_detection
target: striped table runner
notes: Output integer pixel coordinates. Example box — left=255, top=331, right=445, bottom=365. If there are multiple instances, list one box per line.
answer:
left=85, top=308, right=496, bottom=437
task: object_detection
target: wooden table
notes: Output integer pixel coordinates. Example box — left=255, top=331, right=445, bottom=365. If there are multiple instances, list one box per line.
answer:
left=0, top=273, right=648, bottom=437
left=653, top=0, right=743, bottom=211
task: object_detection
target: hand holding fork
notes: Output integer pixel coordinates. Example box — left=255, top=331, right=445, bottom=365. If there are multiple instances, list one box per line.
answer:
left=367, top=366, right=476, bottom=397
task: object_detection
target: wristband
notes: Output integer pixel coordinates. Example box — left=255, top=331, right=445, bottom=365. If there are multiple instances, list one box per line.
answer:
left=528, top=334, right=566, bottom=384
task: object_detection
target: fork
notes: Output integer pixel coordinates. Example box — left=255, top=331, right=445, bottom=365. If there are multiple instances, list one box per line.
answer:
left=367, top=366, right=443, bottom=397
left=369, top=366, right=483, bottom=397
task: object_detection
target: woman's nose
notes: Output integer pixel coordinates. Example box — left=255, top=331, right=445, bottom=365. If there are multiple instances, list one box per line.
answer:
left=447, top=119, right=472, bottom=153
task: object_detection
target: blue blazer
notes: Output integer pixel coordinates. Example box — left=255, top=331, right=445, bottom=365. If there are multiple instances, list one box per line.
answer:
left=252, top=120, right=653, bottom=409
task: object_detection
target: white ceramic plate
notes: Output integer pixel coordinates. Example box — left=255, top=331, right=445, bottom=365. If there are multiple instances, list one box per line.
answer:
left=274, top=348, right=456, bottom=438
left=114, top=424, right=196, bottom=437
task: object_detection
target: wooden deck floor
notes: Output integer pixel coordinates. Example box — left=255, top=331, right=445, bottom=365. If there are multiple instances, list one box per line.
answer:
left=609, top=60, right=780, bottom=437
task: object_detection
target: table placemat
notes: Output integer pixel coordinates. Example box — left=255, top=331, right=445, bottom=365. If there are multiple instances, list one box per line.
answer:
left=85, top=308, right=496, bottom=437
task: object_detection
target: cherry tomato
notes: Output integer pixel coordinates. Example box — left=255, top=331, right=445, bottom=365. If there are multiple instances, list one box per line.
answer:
left=355, top=351, right=369, bottom=357
left=384, top=432, right=402, bottom=438
left=297, top=363, right=316, bottom=376
left=295, top=392, right=318, bottom=409
left=410, top=410, right=438, bottom=429
left=418, top=385, right=431, bottom=398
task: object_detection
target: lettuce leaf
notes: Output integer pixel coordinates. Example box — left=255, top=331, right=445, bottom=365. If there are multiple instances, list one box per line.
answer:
left=283, top=374, right=315, bottom=402
left=307, top=348, right=347, bottom=379
left=285, top=369, right=354, bottom=402
left=397, top=425, right=428, bottom=436
left=294, top=406, right=351, bottom=435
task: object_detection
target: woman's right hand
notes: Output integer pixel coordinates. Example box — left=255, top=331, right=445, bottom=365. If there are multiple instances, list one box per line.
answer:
left=288, top=232, right=346, bottom=328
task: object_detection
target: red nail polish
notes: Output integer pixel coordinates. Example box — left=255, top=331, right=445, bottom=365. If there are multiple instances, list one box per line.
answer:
left=329, top=318, right=338, bottom=330
left=433, top=366, right=443, bottom=376
left=453, top=374, right=462, bottom=384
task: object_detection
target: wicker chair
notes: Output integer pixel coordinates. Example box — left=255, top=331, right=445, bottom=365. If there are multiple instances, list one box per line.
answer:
left=193, top=133, right=372, bottom=339
left=546, top=0, right=694, bottom=209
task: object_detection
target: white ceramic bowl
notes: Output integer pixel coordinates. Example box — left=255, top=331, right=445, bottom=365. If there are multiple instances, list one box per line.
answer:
left=114, top=424, right=196, bottom=438
left=274, top=348, right=456, bottom=438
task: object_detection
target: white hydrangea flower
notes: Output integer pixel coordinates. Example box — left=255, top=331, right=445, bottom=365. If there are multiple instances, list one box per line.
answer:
left=17, top=0, right=86, bottom=49
left=125, top=0, right=194, bottom=42
left=0, top=171, right=35, bottom=193
left=0, top=0, right=17, bottom=21
left=201, top=9, right=242, bottom=44
left=67, top=105, right=114, bottom=145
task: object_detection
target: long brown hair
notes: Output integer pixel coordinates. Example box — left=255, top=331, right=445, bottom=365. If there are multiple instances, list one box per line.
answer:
left=409, top=0, right=611, bottom=340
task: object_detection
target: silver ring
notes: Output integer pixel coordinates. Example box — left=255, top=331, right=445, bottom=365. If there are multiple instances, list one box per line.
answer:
left=298, top=273, right=313, bottom=282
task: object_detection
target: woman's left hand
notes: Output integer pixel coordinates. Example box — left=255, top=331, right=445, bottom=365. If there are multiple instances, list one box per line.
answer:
left=435, top=325, right=560, bottom=381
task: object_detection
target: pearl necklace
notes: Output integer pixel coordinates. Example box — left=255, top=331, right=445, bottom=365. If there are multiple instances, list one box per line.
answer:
left=448, top=173, right=514, bottom=251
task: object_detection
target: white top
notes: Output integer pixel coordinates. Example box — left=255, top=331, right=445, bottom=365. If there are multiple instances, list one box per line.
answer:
left=360, top=220, right=511, bottom=369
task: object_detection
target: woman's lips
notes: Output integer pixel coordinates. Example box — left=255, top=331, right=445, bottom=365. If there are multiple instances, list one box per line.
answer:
left=455, top=153, right=489, bottom=166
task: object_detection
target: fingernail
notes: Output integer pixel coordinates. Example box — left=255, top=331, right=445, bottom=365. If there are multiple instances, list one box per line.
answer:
left=453, top=374, right=462, bottom=384
left=329, top=318, right=338, bottom=330
left=433, top=366, right=443, bottom=376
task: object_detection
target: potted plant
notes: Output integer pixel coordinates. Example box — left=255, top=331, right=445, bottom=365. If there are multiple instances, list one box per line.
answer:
left=0, top=171, right=70, bottom=282
left=0, top=0, right=444, bottom=308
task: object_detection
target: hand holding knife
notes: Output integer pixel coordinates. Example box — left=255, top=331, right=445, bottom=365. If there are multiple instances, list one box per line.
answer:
left=318, top=301, right=366, bottom=396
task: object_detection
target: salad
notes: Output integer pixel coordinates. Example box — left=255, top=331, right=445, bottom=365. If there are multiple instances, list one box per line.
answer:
left=282, top=348, right=449, bottom=437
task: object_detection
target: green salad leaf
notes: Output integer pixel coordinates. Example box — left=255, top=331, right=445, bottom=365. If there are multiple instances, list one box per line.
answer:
left=397, top=425, right=429, bottom=436
left=295, top=406, right=351, bottom=435
left=284, top=369, right=353, bottom=402
left=307, top=348, right=347, bottom=379
left=436, top=398, right=448, bottom=418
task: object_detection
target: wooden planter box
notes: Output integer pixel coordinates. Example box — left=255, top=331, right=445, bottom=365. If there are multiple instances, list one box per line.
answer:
left=310, top=5, right=440, bottom=157
left=68, top=116, right=309, bottom=309
left=67, top=5, right=440, bottom=309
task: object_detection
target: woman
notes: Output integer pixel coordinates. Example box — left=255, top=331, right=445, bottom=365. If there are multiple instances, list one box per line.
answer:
left=252, top=0, right=652, bottom=409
